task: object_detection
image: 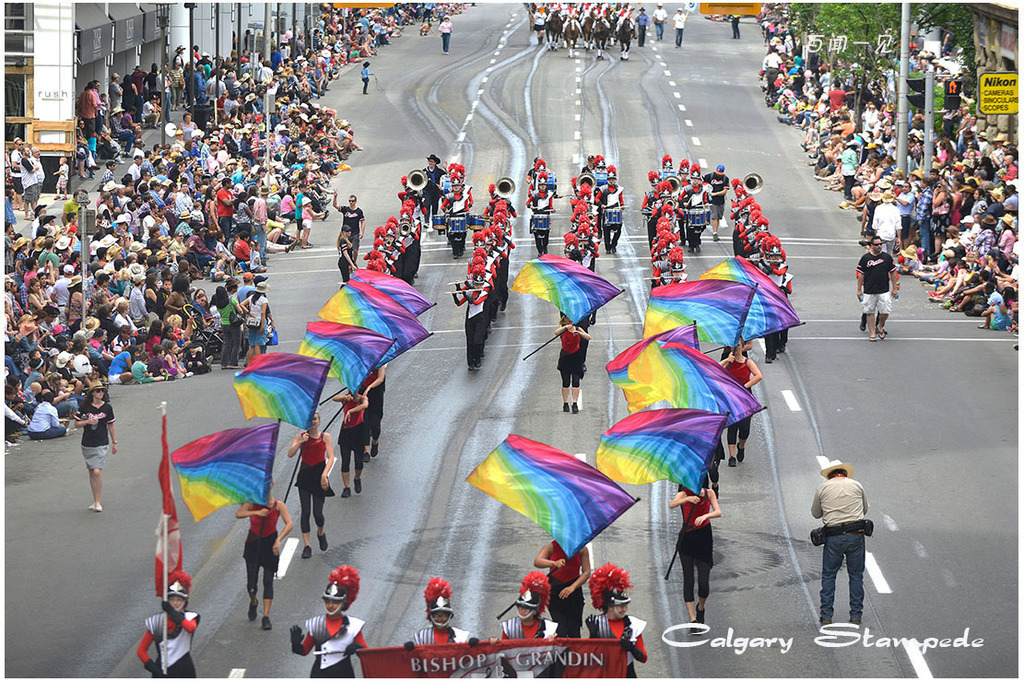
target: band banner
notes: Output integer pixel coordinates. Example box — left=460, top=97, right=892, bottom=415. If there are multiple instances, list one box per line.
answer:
left=358, top=638, right=627, bottom=678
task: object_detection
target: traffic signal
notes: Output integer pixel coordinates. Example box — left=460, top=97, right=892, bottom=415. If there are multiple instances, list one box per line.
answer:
left=944, top=78, right=963, bottom=111
left=907, top=77, right=926, bottom=108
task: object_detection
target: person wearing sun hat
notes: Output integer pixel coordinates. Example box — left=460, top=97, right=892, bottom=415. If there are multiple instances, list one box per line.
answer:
left=811, top=459, right=868, bottom=626
left=870, top=189, right=901, bottom=254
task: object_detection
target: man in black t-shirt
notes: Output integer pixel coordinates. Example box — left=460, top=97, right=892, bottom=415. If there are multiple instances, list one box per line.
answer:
left=339, top=195, right=365, bottom=257
left=855, top=237, right=900, bottom=341
left=703, top=165, right=730, bottom=242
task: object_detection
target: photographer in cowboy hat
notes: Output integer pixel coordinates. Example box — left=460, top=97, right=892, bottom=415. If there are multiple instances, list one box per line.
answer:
left=811, top=460, right=869, bottom=626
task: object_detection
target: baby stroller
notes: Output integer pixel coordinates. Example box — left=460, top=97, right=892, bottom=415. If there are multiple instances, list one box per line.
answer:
left=183, top=303, right=223, bottom=365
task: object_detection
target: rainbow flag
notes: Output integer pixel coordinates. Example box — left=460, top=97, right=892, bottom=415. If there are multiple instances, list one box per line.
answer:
left=317, top=280, right=431, bottom=365
left=511, top=255, right=623, bottom=324
left=299, top=321, right=396, bottom=392
left=643, top=280, right=756, bottom=347
left=606, top=326, right=701, bottom=412
left=596, top=409, right=727, bottom=489
left=606, top=334, right=763, bottom=423
left=170, top=423, right=279, bottom=521
left=467, top=435, right=637, bottom=556
left=233, top=353, right=330, bottom=430
left=699, top=258, right=801, bottom=339
left=351, top=268, right=435, bottom=317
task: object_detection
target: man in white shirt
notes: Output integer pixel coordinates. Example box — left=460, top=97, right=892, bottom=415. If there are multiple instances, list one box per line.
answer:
left=652, top=4, right=668, bottom=41
left=128, top=155, right=145, bottom=184
left=673, top=9, right=687, bottom=47
left=20, top=147, right=40, bottom=220
left=870, top=191, right=901, bottom=254
left=51, top=265, right=75, bottom=308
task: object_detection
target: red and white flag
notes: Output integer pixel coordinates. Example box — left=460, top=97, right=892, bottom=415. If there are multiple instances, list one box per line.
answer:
left=155, top=413, right=182, bottom=597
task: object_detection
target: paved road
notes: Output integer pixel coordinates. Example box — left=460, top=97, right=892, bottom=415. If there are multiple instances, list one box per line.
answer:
left=5, top=7, right=1017, bottom=678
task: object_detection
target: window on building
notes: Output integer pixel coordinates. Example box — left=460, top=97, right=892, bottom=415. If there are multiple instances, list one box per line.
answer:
left=4, top=3, right=34, bottom=58
left=5, top=73, right=27, bottom=141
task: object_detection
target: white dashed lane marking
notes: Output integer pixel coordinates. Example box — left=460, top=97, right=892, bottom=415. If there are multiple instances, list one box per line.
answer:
left=673, top=92, right=681, bottom=99
left=865, top=552, right=893, bottom=594
left=677, top=104, right=686, bottom=111
left=691, top=137, right=701, bottom=146
left=229, top=669, right=246, bottom=678
left=780, top=389, right=802, bottom=412
left=275, top=537, right=300, bottom=578
left=684, top=119, right=693, bottom=127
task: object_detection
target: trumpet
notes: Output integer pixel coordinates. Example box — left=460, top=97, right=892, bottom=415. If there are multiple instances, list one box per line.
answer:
left=407, top=169, right=428, bottom=192
left=743, top=173, right=764, bottom=194
left=495, top=176, right=516, bottom=199
left=666, top=175, right=683, bottom=194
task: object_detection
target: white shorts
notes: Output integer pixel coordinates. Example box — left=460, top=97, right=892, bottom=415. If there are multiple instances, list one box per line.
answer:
left=107, top=373, right=124, bottom=385
left=302, top=218, right=313, bottom=230
left=862, top=292, right=893, bottom=315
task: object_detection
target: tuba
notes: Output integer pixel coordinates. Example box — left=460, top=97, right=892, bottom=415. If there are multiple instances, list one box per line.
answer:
left=578, top=171, right=596, bottom=190
left=743, top=173, right=764, bottom=194
left=666, top=175, right=683, bottom=194
left=407, top=169, right=428, bottom=192
left=495, top=176, right=516, bottom=199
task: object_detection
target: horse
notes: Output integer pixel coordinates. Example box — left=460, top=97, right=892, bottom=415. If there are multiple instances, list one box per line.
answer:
left=581, top=14, right=594, bottom=51
left=545, top=11, right=564, bottom=51
left=615, top=16, right=636, bottom=60
left=591, top=16, right=611, bottom=60
left=564, top=17, right=582, bottom=58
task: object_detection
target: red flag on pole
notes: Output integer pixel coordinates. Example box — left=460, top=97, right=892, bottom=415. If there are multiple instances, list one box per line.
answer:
left=155, top=411, right=182, bottom=597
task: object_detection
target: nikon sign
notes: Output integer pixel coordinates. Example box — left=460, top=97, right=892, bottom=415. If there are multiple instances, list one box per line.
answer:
left=978, top=72, right=1019, bottom=115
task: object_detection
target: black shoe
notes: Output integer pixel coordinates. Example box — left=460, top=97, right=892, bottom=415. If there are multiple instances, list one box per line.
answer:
left=859, top=316, right=868, bottom=332
left=711, top=483, right=720, bottom=499
left=571, top=403, right=579, bottom=414
left=318, top=531, right=328, bottom=551
left=765, top=354, right=775, bottom=364
left=354, top=479, right=362, bottom=494
left=849, top=619, right=861, bottom=626
left=301, top=545, right=312, bottom=559
left=370, top=440, right=379, bottom=457
left=820, top=617, right=832, bottom=625
left=736, top=447, right=745, bottom=463
left=728, top=457, right=737, bottom=467
left=695, top=245, right=701, bottom=253
left=696, top=607, right=705, bottom=624
left=262, top=616, right=272, bottom=631
left=778, top=345, right=786, bottom=354
left=341, top=487, right=351, bottom=498
left=362, top=452, right=371, bottom=463
left=563, top=403, right=570, bottom=413
left=248, top=601, right=258, bottom=621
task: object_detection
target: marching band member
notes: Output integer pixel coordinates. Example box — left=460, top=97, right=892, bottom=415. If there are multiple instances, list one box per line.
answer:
left=289, top=566, right=367, bottom=678
left=422, top=154, right=446, bottom=221
left=646, top=181, right=674, bottom=251
left=405, top=579, right=477, bottom=648
left=452, top=264, right=491, bottom=371
left=596, top=165, right=626, bottom=253
left=757, top=235, right=793, bottom=363
left=528, top=173, right=557, bottom=256
left=440, top=164, right=473, bottom=258
left=564, top=232, right=583, bottom=264
left=137, top=570, right=200, bottom=677
left=491, top=221, right=514, bottom=312
left=667, top=246, right=687, bottom=283
left=398, top=199, right=421, bottom=284
left=586, top=564, right=647, bottom=678
left=659, top=154, right=675, bottom=179
left=650, top=229, right=679, bottom=289
left=501, top=572, right=559, bottom=641
left=679, top=165, right=712, bottom=253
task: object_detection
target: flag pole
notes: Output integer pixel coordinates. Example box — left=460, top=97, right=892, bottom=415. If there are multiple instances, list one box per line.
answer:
left=159, top=401, right=169, bottom=676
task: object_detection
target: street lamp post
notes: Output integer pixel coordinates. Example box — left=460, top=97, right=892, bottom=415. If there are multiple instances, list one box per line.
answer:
left=160, top=6, right=170, bottom=147
left=185, top=3, right=196, bottom=121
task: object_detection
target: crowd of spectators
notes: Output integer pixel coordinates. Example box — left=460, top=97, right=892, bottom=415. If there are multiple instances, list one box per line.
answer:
left=758, top=5, right=1018, bottom=336
left=4, top=4, right=466, bottom=449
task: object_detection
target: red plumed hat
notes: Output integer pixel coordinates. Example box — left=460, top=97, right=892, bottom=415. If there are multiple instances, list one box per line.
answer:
left=402, top=199, right=416, bottom=212
left=400, top=175, right=408, bottom=186
left=648, top=170, right=659, bottom=182
left=473, top=247, right=487, bottom=260
left=472, top=231, right=486, bottom=244
left=679, top=158, right=690, bottom=171
left=324, top=565, right=360, bottom=604
left=661, top=154, right=672, bottom=165
left=516, top=571, right=551, bottom=615
left=374, top=225, right=386, bottom=238
left=488, top=183, right=496, bottom=194
left=564, top=232, right=580, bottom=247
left=424, top=578, right=453, bottom=617
left=535, top=158, right=547, bottom=169
left=167, top=570, right=192, bottom=598
left=589, top=563, right=632, bottom=610
left=471, top=264, right=487, bottom=278
left=578, top=183, right=592, bottom=197
left=594, top=154, right=605, bottom=164
left=607, top=165, right=617, bottom=176
left=656, top=181, right=671, bottom=194
left=373, top=237, right=385, bottom=249
left=669, top=246, right=686, bottom=264
left=366, top=259, right=386, bottom=272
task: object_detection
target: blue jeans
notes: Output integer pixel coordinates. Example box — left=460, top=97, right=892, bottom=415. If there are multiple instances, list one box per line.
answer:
left=675, top=27, right=684, bottom=46
left=819, top=533, right=865, bottom=621
left=442, top=33, right=451, bottom=53
left=28, top=425, right=67, bottom=440
left=118, top=130, right=135, bottom=152
left=655, top=23, right=664, bottom=40
left=917, top=217, right=932, bottom=259
left=254, top=223, right=268, bottom=261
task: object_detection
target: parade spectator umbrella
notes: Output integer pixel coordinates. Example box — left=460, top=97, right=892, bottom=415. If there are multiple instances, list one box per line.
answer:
left=233, top=352, right=330, bottom=430
left=298, top=321, right=396, bottom=394
left=699, top=258, right=801, bottom=339
left=467, top=435, right=637, bottom=557
left=511, top=255, right=623, bottom=325
left=643, top=279, right=757, bottom=347
left=350, top=268, right=435, bottom=316
left=596, top=408, right=727, bottom=491
left=317, top=279, right=431, bottom=366
left=170, top=423, right=280, bottom=522
left=606, top=330, right=763, bottom=424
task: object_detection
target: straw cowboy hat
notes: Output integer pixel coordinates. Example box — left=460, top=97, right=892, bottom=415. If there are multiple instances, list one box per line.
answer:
left=820, top=460, right=854, bottom=478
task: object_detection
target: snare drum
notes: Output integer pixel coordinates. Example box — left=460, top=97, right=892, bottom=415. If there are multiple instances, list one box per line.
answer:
left=432, top=215, right=447, bottom=234
left=468, top=214, right=488, bottom=230
left=531, top=214, right=550, bottom=232
left=605, top=209, right=622, bottom=225
left=594, top=171, right=608, bottom=187
left=686, top=208, right=710, bottom=228
left=448, top=215, right=467, bottom=233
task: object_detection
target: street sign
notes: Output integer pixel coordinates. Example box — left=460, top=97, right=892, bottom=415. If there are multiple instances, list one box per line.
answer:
left=699, top=3, right=762, bottom=15
left=978, top=72, right=1018, bottom=115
